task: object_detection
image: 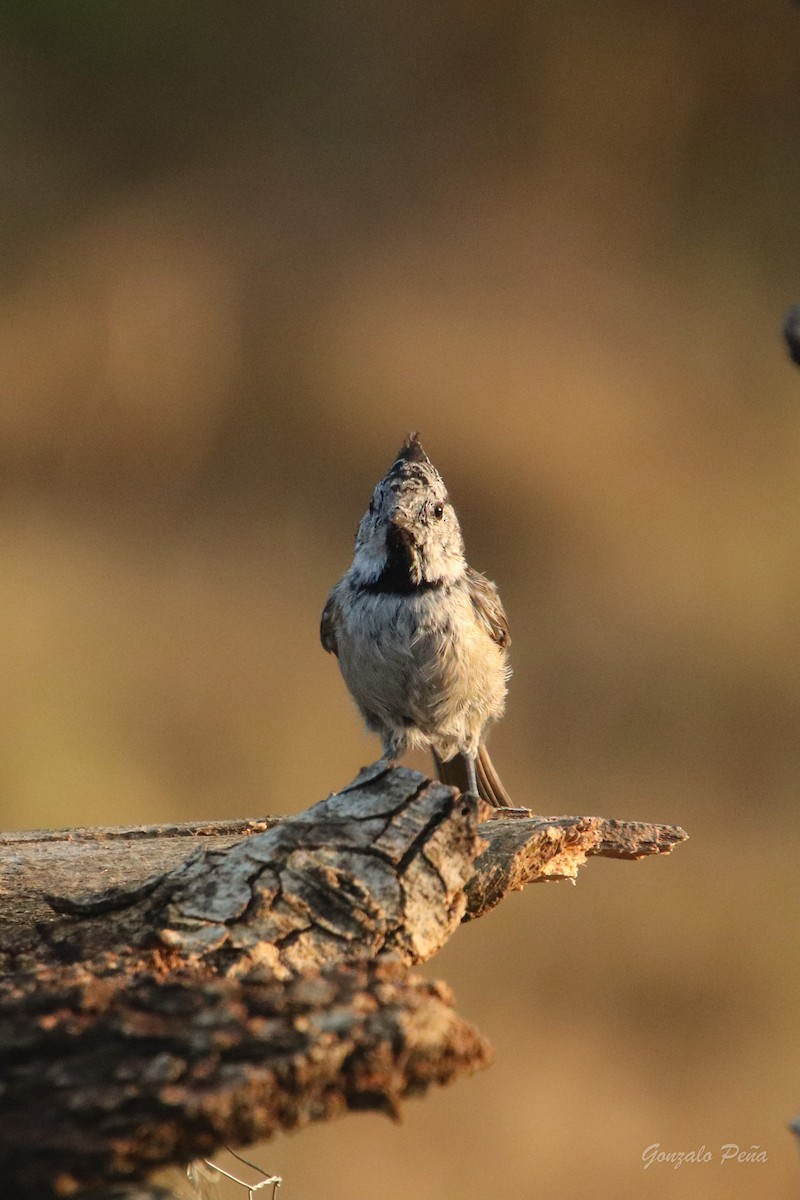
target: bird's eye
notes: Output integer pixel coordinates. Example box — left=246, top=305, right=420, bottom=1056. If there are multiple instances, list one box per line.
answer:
left=433, top=503, right=444, bottom=520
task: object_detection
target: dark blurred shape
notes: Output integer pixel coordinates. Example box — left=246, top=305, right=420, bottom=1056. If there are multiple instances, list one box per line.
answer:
left=783, top=303, right=800, bottom=365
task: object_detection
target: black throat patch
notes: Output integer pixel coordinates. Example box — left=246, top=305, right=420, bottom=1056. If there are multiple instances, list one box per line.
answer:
left=359, top=524, right=443, bottom=595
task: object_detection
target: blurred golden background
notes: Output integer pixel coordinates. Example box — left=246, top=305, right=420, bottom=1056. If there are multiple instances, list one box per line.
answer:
left=2, top=3, right=799, bottom=1197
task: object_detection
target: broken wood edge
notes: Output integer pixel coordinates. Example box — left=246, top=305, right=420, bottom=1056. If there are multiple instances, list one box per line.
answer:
left=464, top=814, right=687, bottom=920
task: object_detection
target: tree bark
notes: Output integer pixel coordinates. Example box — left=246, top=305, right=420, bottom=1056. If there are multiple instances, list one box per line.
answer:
left=0, top=764, right=686, bottom=1198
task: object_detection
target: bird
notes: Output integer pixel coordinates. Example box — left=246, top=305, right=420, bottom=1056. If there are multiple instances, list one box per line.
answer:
left=321, top=432, right=513, bottom=806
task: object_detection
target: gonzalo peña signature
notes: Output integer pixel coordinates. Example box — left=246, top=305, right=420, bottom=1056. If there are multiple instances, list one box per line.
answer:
left=642, top=1143, right=768, bottom=1169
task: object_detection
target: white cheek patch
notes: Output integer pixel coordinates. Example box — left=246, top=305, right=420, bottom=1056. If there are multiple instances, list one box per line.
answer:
left=354, top=527, right=389, bottom=583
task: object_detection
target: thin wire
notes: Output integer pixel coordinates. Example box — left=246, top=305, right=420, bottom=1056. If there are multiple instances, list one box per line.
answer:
left=198, top=1149, right=282, bottom=1200
left=186, top=1159, right=222, bottom=1199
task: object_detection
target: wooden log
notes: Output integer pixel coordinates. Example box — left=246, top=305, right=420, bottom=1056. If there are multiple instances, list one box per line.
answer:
left=0, top=765, right=687, bottom=1198
left=0, top=960, right=489, bottom=1198
left=0, top=769, right=686, bottom=959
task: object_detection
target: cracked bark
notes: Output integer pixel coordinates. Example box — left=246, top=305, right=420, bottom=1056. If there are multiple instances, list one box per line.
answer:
left=0, top=764, right=686, bottom=1198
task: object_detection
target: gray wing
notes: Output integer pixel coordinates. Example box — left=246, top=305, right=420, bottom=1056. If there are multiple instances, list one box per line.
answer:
left=465, top=566, right=510, bottom=648
left=320, top=591, right=340, bottom=655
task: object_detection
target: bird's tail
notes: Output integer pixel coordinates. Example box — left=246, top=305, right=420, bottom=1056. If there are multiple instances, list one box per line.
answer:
left=432, top=743, right=514, bottom=808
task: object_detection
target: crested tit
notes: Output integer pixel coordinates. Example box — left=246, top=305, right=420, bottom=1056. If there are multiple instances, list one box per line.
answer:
left=321, top=433, right=513, bottom=806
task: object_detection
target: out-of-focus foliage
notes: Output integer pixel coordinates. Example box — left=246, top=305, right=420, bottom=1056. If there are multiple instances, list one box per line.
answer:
left=1, top=4, right=799, bottom=1197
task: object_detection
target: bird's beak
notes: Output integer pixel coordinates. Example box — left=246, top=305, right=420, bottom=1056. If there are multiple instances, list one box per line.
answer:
left=386, top=507, right=417, bottom=550
left=389, top=508, right=413, bottom=533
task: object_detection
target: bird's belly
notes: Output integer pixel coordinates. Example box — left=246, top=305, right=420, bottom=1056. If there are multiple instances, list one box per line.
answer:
left=338, top=589, right=507, bottom=751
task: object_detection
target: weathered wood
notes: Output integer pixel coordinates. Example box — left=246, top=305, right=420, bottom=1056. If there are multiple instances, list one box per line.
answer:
left=0, top=765, right=687, bottom=1199
left=2, top=766, right=484, bottom=975
left=0, top=960, right=489, bottom=1199
left=465, top=813, right=688, bottom=919
left=0, top=773, right=686, bottom=954
left=0, top=817, right=278, bottom=933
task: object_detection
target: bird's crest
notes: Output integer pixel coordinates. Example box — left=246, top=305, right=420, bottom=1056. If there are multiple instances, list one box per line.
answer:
left=394, top=432, right=429, bottom=466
